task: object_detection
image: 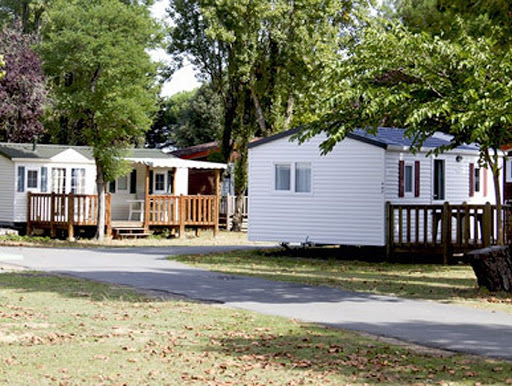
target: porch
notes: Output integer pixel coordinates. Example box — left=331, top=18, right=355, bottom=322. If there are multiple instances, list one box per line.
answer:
left=387, top=202, right=512, bottom=263
left=27, top=192, right=220, bottom=239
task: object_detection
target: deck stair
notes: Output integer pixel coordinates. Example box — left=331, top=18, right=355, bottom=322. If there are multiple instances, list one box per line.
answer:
left=112, top=221, right=152, bottom=239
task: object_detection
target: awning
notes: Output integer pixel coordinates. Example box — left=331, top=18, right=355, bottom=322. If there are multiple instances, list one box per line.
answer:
left=127, top=157, right=227, bottom=170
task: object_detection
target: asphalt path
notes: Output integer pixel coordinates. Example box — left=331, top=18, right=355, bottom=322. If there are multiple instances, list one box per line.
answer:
left=1, top=245, right=512, bottom=361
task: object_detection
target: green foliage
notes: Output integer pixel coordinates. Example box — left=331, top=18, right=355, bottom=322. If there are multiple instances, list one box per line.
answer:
left=40, top=0, right=160, bottom=181
left=299, top=19, right=512, bottom=159
left=148, top=84, right=223, bottom=149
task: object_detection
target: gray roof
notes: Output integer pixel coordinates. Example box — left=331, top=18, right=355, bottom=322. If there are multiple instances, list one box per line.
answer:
left=248, top=127, right=479, bottom=152
left=0, top=143, right=173, bottom=161
left=0, top=142, right=94, bottom=160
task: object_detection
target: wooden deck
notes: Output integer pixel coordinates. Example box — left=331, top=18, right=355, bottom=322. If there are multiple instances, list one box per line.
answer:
left=387, top=202, right=512, bottom=263
left=27, top=193, right=220, bottom=239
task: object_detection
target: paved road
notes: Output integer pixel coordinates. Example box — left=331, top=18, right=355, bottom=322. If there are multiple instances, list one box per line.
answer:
left=2, top=245, right=512, bottom=361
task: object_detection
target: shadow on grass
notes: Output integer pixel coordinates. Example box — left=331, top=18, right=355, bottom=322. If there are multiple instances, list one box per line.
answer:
left=202, top=323, right=511, bottom=384
left=0, top=272, right=153, bottom=303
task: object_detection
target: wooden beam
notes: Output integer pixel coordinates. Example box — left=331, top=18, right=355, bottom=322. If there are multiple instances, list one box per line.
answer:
left=105, top=193, right=112, bottom=237
left=67, top=193, right=75, bottom=241
left=26, top=192, right=32, bottom=236
left=214, top=169, right=220, bottom=237
left=144, top=165, right=150, bottom=231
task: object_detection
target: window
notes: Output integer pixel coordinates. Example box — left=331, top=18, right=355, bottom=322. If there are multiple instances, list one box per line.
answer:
left=295, top=163, right=311, bottom=193
left=507, top=160, right=512, bottom=183
left=41, top=167, right=48, bottom=192
left=155, top=173, right=165, bottom=192
left=118, top=175, right=128, bottom=191
left=52, top=168, right=66, bottom=193
left=130, top=169, right=137, bottom=194
left=404, top=165, right=413, bottom=193
left=71, top=168, right=86, bottom=194
left=275, top=164, right=291, bottom=191
left=434, top=159, right=445, bottom=200
left=109, top=180, right=116, bottom=193
left=474, top=167, right=480, bottom=193
left=17, top=166, right=25, bottom=192
left=27, top=170, right=38, bottom=189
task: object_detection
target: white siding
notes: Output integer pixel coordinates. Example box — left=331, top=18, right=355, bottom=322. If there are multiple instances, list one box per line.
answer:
left=248, top=134, right=386, bottom=246
left=13, top=161, right=96, bottom=222
left=385, top=150, right=500, bottom=205
left=0, top=156, right=15, bottom=224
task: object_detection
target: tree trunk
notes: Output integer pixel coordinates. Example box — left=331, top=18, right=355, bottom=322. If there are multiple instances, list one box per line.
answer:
left=485, top=149, right=504, bottom=245
left=221, top=84, right=238, bottom=162
left=467, top=245, right=512, bottom=293
left=95, top=162, right=106, bottom=240
left=231, top=194, right=245, bottom=232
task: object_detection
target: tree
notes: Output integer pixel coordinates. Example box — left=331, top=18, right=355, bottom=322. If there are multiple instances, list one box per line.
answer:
left=298, top=19, right=512, bottom=244
left=146, top=85, right=223, bottom=149
left=169, top=0, right=356, bottom=230
left=40, top=0, right=160, bottom=240
left=0, top=25, right=47, bottom=142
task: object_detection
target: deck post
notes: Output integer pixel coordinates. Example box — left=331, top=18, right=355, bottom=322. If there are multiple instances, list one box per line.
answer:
left=482, top=202, right=492, bottom=247
left=67, top=193, right=75, bottom=241
left=50, top=192, right=56, bottom=238
left=179, top=194, right=185, bottom=237
left=385, top=201, right=393, bottom=261
left=214, top=169, right=220, bottom=237
left=105, top=193, right=112, bottom=237
left=26, top=192, right=32, bottom=236
left=144, top=165, right=150, bottom=231
left=441, top=202, right=451, bottom=265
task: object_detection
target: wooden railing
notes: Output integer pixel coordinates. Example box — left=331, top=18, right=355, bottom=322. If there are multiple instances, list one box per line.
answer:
left=27, top=192, right=112, bottom=238
left=387, top=202, right=512, bottom=263
left=219, top=195, right=248, bottom=230
left=147, top=194, right=219, bottom=235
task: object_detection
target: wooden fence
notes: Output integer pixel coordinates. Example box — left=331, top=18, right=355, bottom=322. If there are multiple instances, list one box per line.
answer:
left=27, top=192, right=112, bottom=238
left=387, top=202, right=512, bottom=263
left=146, top=194, right=219, bottom=235
left=219, top=195, right=248, bottom=230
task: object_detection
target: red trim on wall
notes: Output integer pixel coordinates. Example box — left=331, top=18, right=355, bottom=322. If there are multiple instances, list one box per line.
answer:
left=469, top=163, right=474, bottom=197
left=398, top=160, right=405, bottom=198
left=414, top=161, right=420, bottom=197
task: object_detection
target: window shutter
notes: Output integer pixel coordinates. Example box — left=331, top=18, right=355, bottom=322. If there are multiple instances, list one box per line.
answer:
left=469, top=163, right=474, bottom=197
left=130, top=169, right=137, bottom=194
left=483, top=168, right=488, bottom=197
left=414, top=161, right=420, bottom=197
left=149, top=170, right=154, bottom=195
left=41, top=167, right=48, bottom=192
left=17, top=166, right=25, bottom=192
left=398, top=160, right=405, bottom=197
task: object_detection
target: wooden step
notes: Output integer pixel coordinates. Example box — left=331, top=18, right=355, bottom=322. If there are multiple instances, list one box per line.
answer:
left=113, top=227, right=152, bottom=239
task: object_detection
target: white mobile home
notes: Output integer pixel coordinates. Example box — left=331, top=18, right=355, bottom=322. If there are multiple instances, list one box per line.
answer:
left=0, top=143, right=226, bottom=233
left=248, top=127, right=502, bottom=247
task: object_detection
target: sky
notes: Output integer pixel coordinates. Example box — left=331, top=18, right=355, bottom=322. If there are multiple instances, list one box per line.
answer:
left=150, top=0, right=201, bottom=97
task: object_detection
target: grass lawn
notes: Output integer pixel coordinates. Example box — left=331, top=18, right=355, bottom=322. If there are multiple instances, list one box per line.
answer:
left=0, top=230, right=264, bottom=248
left=1, top=272, right=511, bottom=385
left=173, top=249, right=512, bottom=313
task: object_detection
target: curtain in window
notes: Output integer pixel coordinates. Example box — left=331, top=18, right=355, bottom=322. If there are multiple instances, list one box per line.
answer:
left=41, top=167, right=48, bottom=192
left=17, top=166, right=25, bottom=192
left=52, top=168, right=66, bottom=193
left=275, top=164, right=290, bottom=191
left=72, top=168, right=86, bottom=194
left=295, top=163, right=311, bottom=193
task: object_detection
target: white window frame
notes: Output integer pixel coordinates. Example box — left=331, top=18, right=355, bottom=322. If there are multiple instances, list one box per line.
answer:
left=118, top=175, right=128, bottom=191
left=274, top=163, right=292, bottom=192
left=26, top=168, right=40, bottom=191
left=403, top=163, right=416, bottom=196
left=273, top=162, right=312, bottom=195
left=507, top=159, right=512, bottom=183
left=154, top=172, right=166, bottom=193
left=474, top=167, right=481, bottom=193
left=71, top=168, right=86, bottom=194
left=52, top=168, right=67, bottom=194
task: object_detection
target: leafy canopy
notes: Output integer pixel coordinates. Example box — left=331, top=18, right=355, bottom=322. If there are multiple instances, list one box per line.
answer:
left=0, top=25, right=47, bottom=142
left=298, top=19, right=512, bottom=160
left=39, top=0, right=160, bottom=181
